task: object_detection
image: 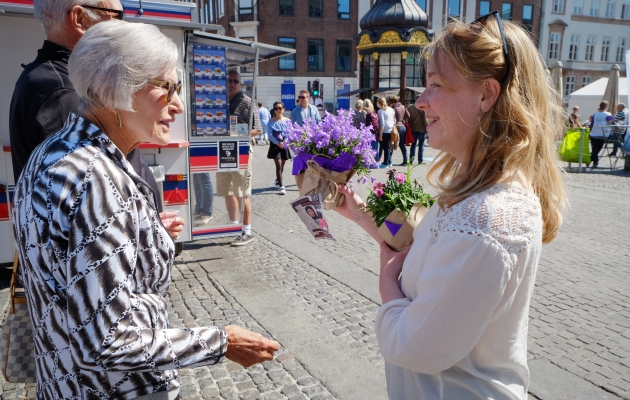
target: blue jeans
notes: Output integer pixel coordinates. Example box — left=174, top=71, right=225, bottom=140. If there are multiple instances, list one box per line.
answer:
left=193, top=173, right=213, bottom=216
left=409, top=131, right=426, bottom=163
left=371, top=139, right=379, bottom=162
left=397, top=125, right=407, bottom=162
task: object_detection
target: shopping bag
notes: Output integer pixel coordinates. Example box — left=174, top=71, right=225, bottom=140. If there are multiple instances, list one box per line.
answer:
left=0, top=253, right=36, bottom=383
left=404, top=123, right=413, bottom=146
left=558, top=128, right=590, bottom=164
left=390, top=125, right=400, bottom=151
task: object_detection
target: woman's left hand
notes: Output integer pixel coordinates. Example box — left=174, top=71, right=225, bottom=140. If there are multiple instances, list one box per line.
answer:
left=160, top=211, right=185, bottom=240
left=379, top=241, right=410, bottom=303
left=279, top=142, right=285, bottom=149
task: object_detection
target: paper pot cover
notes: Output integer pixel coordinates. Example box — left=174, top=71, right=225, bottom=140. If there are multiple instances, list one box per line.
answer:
left=294, top=160, right=355, bottom=211
left=377, top=203, right=429, bottom=251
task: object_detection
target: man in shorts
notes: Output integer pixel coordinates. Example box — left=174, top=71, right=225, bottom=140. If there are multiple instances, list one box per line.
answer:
left=218, top=70, right=261, bottom=246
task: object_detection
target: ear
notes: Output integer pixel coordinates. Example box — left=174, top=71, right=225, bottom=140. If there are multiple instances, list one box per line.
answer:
left=68, top=5, right=94, bottom=35
left=480, top=78, right=502, bottom=113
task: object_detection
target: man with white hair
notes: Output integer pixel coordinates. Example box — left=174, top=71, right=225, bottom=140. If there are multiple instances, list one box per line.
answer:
left=9, top=0, right=184, bottom=237
left=610, top=103, right=628, bottom=157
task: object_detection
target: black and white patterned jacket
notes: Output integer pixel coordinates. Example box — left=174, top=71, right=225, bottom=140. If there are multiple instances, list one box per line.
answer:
left=12, top=114, right=227, bottom=399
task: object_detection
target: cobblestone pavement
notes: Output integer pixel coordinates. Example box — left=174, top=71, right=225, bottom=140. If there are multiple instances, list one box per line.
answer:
left=1, top=141, right=629, bottom=400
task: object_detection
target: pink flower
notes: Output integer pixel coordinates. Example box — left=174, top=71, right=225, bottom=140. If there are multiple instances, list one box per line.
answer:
left=395, top=173, right=405, bottom=184
left=372, top=182, right=384, bottom=191
left=375, top=188, right=384, bottom=197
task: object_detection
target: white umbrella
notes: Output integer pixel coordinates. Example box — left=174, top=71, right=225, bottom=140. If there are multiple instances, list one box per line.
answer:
left=602, top=64, right=620, bottom=113
left=551, top=61, right=563, bottom=98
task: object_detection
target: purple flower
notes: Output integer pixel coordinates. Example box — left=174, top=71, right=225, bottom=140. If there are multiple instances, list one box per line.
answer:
left=370, top=176, right=377, bottom=183
left=375, top=188, right=384, bottom=197
left=395, top=173, right=405, bottom=184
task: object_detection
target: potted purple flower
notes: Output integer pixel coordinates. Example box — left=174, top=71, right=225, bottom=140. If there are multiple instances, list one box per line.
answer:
left=286, top=110, right=377, bottom=210
left=365, top=166, right=435, bottom=251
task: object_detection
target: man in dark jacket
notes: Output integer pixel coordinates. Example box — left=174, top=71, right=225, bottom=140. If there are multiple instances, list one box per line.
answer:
left=407, top=99, right=428, bottom=164
left=9, top=0, right=183, bottom=237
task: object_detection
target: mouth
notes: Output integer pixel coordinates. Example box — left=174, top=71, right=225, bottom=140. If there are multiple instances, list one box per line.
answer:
left=426, top=117, right=439, bottom=124
left=160, top=120, right=174, bottom=129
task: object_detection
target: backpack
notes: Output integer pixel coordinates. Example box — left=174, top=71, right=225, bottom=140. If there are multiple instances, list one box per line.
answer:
left=366, top=111, right=379, bottom=133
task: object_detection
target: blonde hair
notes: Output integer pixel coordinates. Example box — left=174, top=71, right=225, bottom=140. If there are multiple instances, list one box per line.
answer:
left=363, top=99, right=375, bottom=112
left=376, top=97, right=388, bottom=110
left=425, top=19, right=567, bottom=243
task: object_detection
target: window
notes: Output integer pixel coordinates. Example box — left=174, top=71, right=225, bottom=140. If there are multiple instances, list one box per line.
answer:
left=590, top=0, right=600, bottom=16
left=448, top=0, right=460, bottom=18
left=622, top=2, right=630, bottom=18
left=416, top=0, right=427, bottom=10
left=565, top=76, right=575, bottom=96
left=616, top=38, right=626, bottom=62
left=582, top=76, right=591, bottom=87
left=549, top=33, right=560, bottom=59
left=338, top=0, right=350, bottom=19
left=239, top=0, right=253, bottom=14
left=309, top=0, right=323, bottom=17
left=378, top=53, right=402, bottom=88
left=574, top=0, right=584, bottom=14
left=502, top=3, right=513, bottom=19
left=480, top=1, right=491, bottom=15
left=362, top=54, right=374, bottom=90
left=569, top=34, right=580, bottom=60
left=601, top=36, right=611, bottom=61
left=605, top=0, right=615, bottom=16
left=523, top=5, right=533, bottom=31
left=278, top=37, right=296, bottom=70
left=336, top=41, right=351, bottom=71
left=553, top=0, right=564, bottom=12
left=585, top=35, right=596, bottom=60
left=279, top=0, right=294, bottom=15
left=406, top=52, right=424, bottom=88
left=308, top=39, right=324, bottom=70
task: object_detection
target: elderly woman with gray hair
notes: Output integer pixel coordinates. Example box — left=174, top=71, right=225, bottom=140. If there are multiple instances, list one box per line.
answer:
left=352, top=99, right=367, bottom=128
left=12, top=20, right=278, bottom=400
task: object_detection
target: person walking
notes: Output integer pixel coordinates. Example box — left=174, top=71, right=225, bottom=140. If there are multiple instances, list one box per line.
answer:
left=364, top=99, right=380, bottom=159
left=267, top=101, right=292, bottom=195
left=589, top=101, right=613, bottom=168
left=353, top=99, right=367, bottom=128
left=390, top=96, right=410, bottom=165
left=290, top=90, right=321, bottom=126
left=407, top=97, right=428, bottom=164
left=377, top=97, right=395, bottom=168
left=258, top=101, right=271, bottom=145
left=334, top=12, right=567, bottom=399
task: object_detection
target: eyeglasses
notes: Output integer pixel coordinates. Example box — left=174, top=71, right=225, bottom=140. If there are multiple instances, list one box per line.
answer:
left=148, top=79, right=182, bottom=104
left=470, top=10, right=511, bottom=88
left=298, top=96, right=308, bottom=99
left=82, top=5, right=124, bottom=20
left=228, top=79, right=240, bottom=84
left=274, top=107, right=284, bottom=111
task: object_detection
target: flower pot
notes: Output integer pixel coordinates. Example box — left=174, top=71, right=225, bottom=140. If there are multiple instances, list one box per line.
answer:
left=376, top=203, right=429, bottom=251
left=295, top=160, right=355, bottom=211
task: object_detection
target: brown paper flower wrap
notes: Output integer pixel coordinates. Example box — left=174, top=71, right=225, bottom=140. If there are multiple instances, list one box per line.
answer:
left=295, top=160, right=356, bottom=210
left=375, top=203, right=429, bottom=251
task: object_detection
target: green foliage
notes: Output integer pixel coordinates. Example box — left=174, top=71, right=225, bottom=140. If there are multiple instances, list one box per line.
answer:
left=365, top=165, right=435, bottom=227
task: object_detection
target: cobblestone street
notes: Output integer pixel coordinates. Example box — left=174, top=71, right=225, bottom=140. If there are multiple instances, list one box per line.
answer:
left=1, top=143, right=629, bottom=400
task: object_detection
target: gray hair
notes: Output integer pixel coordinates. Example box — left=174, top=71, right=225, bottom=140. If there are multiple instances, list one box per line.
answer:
left=619, top=103, right=626, bottom=108
left=69, top=20, right=178, bottom=112
left=34, top=0, right=100, bottom=36
left=354, top=99, right=364, bottom=110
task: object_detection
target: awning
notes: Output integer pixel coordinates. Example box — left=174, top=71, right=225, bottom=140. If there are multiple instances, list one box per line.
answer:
left=191, top=31, right=297, bottom=68
left=373, top=88, right=400, bottom=98
left=337, top=87, right=373, bottom=97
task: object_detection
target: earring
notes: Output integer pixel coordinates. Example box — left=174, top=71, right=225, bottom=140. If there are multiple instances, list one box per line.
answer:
left=115, top=112, right=123, bottom=128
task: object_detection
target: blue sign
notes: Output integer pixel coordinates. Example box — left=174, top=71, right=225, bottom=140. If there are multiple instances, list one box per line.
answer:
left=283, top=80, right=294, bottom=83
left=337, top=84, right=350, bottom=111
left=281, top=83, right=295, bottom=104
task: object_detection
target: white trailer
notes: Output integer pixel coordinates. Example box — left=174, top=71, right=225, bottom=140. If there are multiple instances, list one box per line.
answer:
left=0, top=0, right=295, bottom=263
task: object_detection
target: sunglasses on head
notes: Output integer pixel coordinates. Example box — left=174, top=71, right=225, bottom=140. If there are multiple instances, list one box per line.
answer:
left=298, top=95, right=308, bottom=99
left=81, top=5, right=124, bottom=20
left=228, top=79, right=240, bottom=84
left=470, top=10, right=511, bottom=88
left=148, top=79, right=182, bottom=104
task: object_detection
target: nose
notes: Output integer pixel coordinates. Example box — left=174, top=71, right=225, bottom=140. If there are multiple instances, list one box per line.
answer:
left=170, top=92, right=185, bottom=114
left=415, top=92, right=428, bottom=110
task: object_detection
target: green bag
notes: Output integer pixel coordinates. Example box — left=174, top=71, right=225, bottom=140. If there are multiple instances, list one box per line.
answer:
left=559, top=128, right=591, bottom=164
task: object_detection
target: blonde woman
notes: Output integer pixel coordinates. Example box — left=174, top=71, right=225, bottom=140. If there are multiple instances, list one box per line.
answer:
left=377, top=96, right=396, bottom=168
left=364, top=99, right=380, bottom=158
left=335, top=11, right=566, bottom=399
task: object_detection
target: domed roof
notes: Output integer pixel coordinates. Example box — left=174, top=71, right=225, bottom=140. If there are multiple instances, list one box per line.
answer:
left=360, top=0, right=429, bottom=31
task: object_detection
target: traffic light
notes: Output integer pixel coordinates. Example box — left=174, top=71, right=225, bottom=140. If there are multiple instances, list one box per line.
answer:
left=312, top=80, right=320, bottom=97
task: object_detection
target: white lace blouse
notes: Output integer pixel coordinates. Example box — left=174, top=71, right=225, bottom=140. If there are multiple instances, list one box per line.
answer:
left=375, top=184, right=542, bottom=400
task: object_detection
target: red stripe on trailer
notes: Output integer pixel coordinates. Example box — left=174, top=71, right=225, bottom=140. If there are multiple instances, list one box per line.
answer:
left=0, top=0, right=34, bottom=6
left=190, top=155, right=218, bottom=168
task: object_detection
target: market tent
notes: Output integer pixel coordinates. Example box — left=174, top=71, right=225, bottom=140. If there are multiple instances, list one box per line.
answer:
left=567, top=77, right=628, bottom=119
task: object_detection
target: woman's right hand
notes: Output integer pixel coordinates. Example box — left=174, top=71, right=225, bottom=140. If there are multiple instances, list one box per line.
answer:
left=377, top=134, right=382, bottom=142
left=334, top=184, right=366, bottom=221
left=225, top=325, right=280, bottom=368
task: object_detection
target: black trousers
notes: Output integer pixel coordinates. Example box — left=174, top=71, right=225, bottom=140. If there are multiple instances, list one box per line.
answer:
left=590, top=137, right=605, bottom=165
left=380, top=133, right=392, bottom=165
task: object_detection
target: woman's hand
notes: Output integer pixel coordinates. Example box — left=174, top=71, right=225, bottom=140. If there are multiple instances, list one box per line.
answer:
left=379, top=241, right=410, bottom=304
left=225, top=325, right=280, bottom=367
left=279, top=142, right=285, bottom=149
left=335, top=185, right=383, bottom=244
left=377, top=134, right=382, bottom=142
left=160, top=211, right=185, bottom=240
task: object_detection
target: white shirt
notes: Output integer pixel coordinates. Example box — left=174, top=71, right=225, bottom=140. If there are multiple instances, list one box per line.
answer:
left=375, top=184, right=543, bottom=400
left=590, top=111, right=613, bottom=137
left=378, top=107, right=396, bottom=133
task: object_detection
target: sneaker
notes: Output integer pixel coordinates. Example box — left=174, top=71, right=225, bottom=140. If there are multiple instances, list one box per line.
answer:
left=377, top=163, right=388, bottom=169
left=396, top=161, right=408, bottom=166
left=231, top=232, right=255, bottom=247
left=278, top=186, right=286, bottom=195
left=274, top=179, right=280, bottom=189
left=387, top=164, right=393, bottom=168
left=201, top=215, right=213, bottom=224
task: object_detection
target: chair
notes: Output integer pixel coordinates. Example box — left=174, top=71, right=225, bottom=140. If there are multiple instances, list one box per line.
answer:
left=598, top=125, right=627, bottom=171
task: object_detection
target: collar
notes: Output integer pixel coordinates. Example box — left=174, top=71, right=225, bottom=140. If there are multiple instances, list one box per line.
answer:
left=37, top=40, right=72, bottom=63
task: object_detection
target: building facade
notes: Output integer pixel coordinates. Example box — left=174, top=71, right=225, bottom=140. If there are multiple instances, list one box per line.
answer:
left=538, top=0, right=629, bottom=103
